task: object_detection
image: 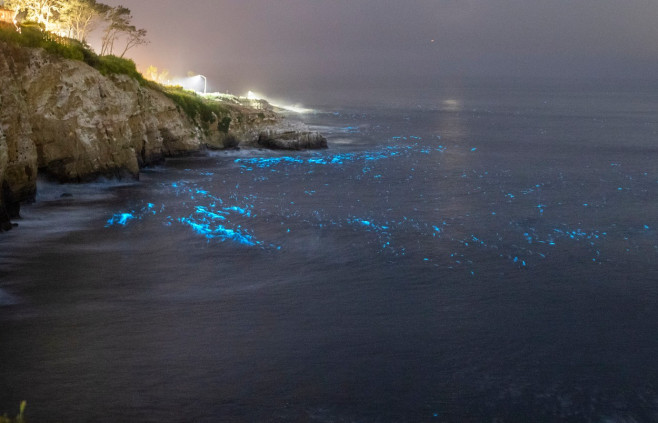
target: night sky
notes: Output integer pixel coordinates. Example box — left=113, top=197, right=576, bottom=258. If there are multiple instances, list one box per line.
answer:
left=100, top=0, right=658, bottom=99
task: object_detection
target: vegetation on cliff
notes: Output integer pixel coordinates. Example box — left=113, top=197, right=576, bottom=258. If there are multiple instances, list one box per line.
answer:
left=0, top=401, right=26, bottom=423
left=0, top=21, right=144, bottom=82
left=161, top=86, right=232, bottom=133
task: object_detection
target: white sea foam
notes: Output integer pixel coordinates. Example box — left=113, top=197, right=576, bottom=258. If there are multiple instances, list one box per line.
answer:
left=35, top=178, right=137, bottom=202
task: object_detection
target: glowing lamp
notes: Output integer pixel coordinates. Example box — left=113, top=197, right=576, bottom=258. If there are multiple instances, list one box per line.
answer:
left=195, top=74, right=207, bottom=94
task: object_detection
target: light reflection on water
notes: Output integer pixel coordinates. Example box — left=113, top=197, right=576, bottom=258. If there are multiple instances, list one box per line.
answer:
left=1, top=85, right=658, bottom=422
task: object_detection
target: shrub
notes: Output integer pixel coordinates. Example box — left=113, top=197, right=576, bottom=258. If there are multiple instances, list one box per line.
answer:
left=162, top=86, right=230, bottom=131
left=0, top=401, right=26, bottom=423
left=79, top=44, right=101, bottom=68
left=0, top=21, right=22, bottom=43
left=94, top=55, right=144, bottom=82
left=0, top=22, right=84, bottom=61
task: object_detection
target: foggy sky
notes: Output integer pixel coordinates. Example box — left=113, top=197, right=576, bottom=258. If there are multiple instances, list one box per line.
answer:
left=100, top=0, right=658, bottom=97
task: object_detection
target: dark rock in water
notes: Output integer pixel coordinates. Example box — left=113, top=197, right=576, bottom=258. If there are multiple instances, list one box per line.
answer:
left=0, top=199, right=12, bottom=232
left=0, top=180, right=26, bottom=231
left=60, top=193, right=73, bottom=198
left=0, top=213, right=12, bottom=232
left=206, top=133, right=240, bottom=150
left=257, top=130, right=328, bottom=150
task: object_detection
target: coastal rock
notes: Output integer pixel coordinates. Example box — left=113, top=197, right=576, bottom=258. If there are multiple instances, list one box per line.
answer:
left=204, top=132, right=240, bottom=150
left=256, top=130, right=328, bottom=150
left=0, top=43, right=38, bottom=220
left=0, top=127, right=12, bottom=231
left=199, top=95, right=328, bottom=151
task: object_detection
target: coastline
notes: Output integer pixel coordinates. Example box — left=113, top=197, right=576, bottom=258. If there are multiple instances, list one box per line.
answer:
left=0, top=41, right=326, bottom=232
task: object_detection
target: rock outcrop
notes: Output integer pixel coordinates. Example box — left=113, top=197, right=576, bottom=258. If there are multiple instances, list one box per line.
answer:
left=256, top=130, right=327, bottom=150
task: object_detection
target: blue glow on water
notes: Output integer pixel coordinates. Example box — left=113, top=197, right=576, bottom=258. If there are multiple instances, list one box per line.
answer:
left=178, top=218, right=213, bottom=237
left=105, top=181, right=268, bottom=247
left=179, top=217, right=257, bottom=246
left=234, top=145, right=417, bottom=172
left=224, top=206, right=251, bottom=217
left=101, top=127, right=657, bottom=274
left=106, top=212, right=135, bottom=227
left=195, top=206, right=226, bottom=220
left=235, top=156, right=305, bottom=168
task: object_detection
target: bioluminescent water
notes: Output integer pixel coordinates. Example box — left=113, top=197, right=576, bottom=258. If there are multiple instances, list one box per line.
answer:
left=1, top=80, right=657, bottom=422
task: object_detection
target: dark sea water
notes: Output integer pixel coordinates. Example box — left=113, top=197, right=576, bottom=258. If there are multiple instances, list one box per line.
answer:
left=1, top=78, right=657, bottom=422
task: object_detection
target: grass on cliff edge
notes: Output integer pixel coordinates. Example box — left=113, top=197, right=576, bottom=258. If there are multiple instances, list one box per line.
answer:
left=0, top=401, right=26, bottom=423
left=0, top=22, right=230, bottom=130
left=161, top=86, right=231, bottom=132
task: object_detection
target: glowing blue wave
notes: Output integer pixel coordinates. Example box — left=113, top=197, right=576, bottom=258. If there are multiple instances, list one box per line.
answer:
left=106, top=182, right=265, bottom=247
left=233, top=144, right=432, bottom=171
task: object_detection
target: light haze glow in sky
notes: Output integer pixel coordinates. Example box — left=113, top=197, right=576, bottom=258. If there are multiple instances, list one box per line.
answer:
left=101, top=0, right=658, bottom=97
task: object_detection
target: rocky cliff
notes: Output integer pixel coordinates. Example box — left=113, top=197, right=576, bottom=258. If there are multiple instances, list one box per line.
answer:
left=0, top=42, right=326, bottom=231
left=0, top=41, right=204, bottom=229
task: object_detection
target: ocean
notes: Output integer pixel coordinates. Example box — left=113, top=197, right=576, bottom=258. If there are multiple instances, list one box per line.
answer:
left=1, top=78, right=657, bottom=422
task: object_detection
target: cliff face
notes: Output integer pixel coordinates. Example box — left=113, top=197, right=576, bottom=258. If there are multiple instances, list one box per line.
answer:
left=0, top=42, right=202, bottom=228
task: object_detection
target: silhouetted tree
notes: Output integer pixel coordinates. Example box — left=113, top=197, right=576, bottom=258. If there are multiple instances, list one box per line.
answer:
left=118, top=25, right=147, bottom=57
left=99, top=5, right=130, bottom=55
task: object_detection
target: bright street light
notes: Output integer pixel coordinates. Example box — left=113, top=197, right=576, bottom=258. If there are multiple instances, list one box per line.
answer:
left=196, top=74, right=207, bottom=95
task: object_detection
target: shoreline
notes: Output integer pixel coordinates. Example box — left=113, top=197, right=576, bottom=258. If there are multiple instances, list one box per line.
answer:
left=0, top=41, right=326, bottom=233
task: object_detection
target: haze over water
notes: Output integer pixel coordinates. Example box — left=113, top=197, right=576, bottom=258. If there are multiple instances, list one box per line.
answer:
left=1, top=78, right=657, bottom=422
